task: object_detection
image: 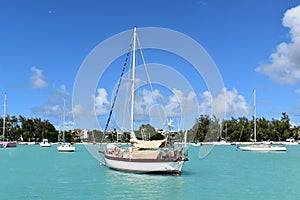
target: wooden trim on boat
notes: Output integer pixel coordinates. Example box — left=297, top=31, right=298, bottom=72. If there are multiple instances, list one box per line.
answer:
left=107, top=167, right=181, bottom=174
left=103, top=153, right=181, bottom=162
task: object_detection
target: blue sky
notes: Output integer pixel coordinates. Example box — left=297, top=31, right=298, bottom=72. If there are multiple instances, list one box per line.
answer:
left=1, top=0, right=300, bottom=130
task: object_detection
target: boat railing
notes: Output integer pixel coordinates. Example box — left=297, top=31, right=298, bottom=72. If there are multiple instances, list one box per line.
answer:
left=158, top=148, right=188, bottom=161
left=102, top=144, right=188, bottom=161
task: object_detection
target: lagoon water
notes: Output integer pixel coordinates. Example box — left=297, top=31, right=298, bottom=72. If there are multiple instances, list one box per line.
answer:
left=1, top=144, right=300, bottom=200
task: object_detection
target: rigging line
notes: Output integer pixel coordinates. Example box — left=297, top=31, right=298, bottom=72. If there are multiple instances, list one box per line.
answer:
left=136, top=33, right=165, bottom=126
left=237, top=124, right=245, bottom=143
left=103, top=41, right=133, bottom=135
left=236, top=118, right=247, bottom=150
left=121, top=57, right=132, bottom=133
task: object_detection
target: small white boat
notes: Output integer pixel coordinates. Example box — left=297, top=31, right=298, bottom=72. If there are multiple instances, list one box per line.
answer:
left=40, top=139, right=51, bottom=147
left=281, top=137, right=298, bottom=146
left=26, top=141, right=36, bottom=145
left=215, top=139, right=231, bottom=146
left=57, top=143, right=75, bottom=152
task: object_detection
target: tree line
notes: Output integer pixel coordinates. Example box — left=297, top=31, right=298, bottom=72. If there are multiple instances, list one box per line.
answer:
left=83, top=112, right=298, bottom=143
left=188, top=112, right=298, bottom=143
left=2, top=112, right=298, bottom=143
left=0, top=115, right=78, bottom=142
left=99, top=112, right=297, bottom=143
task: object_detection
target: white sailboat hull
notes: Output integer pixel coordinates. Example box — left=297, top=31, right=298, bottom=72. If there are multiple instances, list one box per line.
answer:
left=238, top=144, right=287, bottom=151
left=281, top=142, right=298, bottom=146
left=214, top=141, right=231, bottom=146
left=102, top=155, right=185, bottom=174
left=40, top=143, right=51, bottom=147
left=57, top=144, right=75, bottom=152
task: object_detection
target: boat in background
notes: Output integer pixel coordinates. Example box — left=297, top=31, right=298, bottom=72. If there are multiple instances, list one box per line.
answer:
left=238, top=89, right=287, bottom=152
left=99, top=27, right=188, bottom=174
left=0, top=141, right=17, bottom=148
left=260, top=140, right=273, bottom=145
left=215, top=139, right=231, bottom=146
left=281, top=137, right=298, bottom=146
left=57, top=98, right=75, bottom=152
left=0, top=93, right=17, bottom=148
left=40, top=138, right=51, bottom=147
left=57, top=143, right=75, bottom=152
left=26, top=140, right=36, bottom=145
left=238, top=143, right=286, bottom=151
left=215, top=123, right=231, bottom=146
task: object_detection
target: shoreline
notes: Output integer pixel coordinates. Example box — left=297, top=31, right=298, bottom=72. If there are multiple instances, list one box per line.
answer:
left=16, top=141, right=298, bottom=146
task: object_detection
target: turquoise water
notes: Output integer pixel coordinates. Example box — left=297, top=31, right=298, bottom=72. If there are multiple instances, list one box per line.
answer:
left=1, top=144, right=300, bottom=200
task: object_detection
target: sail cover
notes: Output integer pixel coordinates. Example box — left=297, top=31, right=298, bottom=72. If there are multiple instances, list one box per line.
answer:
left=130, top=139, right=165, bottom=149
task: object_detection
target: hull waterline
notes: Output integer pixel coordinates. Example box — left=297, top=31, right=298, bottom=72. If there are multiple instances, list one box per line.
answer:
left=101, top=153, right=185, bottom=174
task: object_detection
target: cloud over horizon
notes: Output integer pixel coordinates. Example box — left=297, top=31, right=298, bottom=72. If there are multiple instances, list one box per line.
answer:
left=30, top=66, right=47, bottom=89
left=199, top=88, right=250, bottom=117
left=256, top=5, right=300, bottom=84
left=94, top=88, right=111, bottom=115
left=32, top=84, right=70, bottom=119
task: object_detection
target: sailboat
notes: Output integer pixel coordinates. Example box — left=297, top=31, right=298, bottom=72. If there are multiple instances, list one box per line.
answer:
left=0, top=93, right=17, bottom=148
left=215, top=123, right=231, bottom=145
left=57, top=98, right=75, bottom=152
left=238, top=89, right=287, bottom=151
left=98, top=27, right=188, bottom=174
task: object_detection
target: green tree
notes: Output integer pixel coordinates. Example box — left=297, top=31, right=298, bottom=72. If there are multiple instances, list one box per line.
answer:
left=256, top=117, right=269, bottom=141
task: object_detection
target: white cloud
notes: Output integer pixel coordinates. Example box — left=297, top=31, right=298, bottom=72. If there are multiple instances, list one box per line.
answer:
left=32, top=104, right=61, bottom=118
left=30, top=66, right=47, bottom=88
left=135, top=89, right=163, bottom=118
left=165, top=89, right=197, bottom=117
left=133, top=88, right=198, bottom=120
left=72, top=88, right=248, bottom=128
left=94, top=88, right=110, bottom=115
left=296, top=88, right=300, bottom=95
left=72, top=88, right=111, bottom=121
left=57, top=120, right=76, bottom=131
left=32, top=84, right=70, bottom=119
left=256, top=5, right=300, bottom=84
left=199, top=88, right=250, bottom=117
left=48, top=84, right=69, bottom=104
left=72, top=104, right=86, bottom=118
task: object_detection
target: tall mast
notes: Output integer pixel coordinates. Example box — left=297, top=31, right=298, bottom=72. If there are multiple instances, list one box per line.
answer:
left=130, top=27, right=137, bottom=135
left=3, top=93, right=6, bottom=138
left=253, top=89, right=256, bottom=143
left=225, top=123, right=227, bottom=142
left=63, top=98, right=66, bottom=141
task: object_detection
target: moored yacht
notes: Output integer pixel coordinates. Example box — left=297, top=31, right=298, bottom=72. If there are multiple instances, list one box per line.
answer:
left=238, top=89, right=287, bottom=152
left=0, top=93, right=17, bottom=148
left=98, top=27, right=188, bottom=174
left=57, top=98, right=76, bottom=152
